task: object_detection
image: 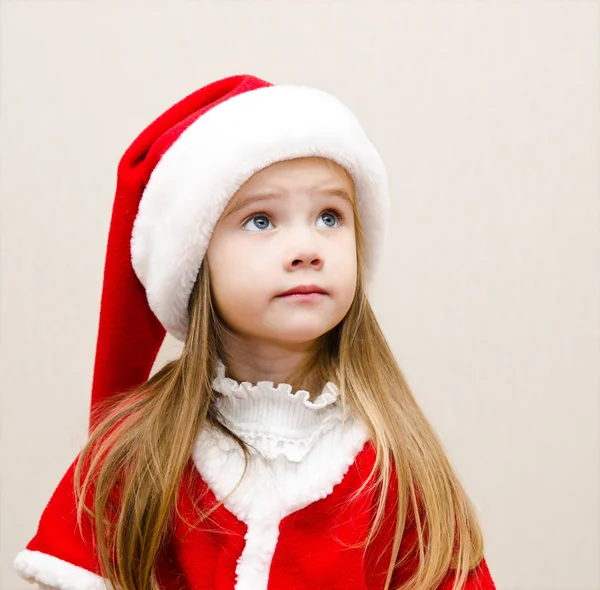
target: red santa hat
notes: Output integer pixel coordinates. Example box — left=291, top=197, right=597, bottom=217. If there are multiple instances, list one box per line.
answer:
left=89, top=74, right=389, bottom=433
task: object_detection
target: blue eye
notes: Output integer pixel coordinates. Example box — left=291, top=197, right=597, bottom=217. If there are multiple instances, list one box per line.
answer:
left=316, top=210, right=342, bottom=228
left=242, top=214, right=273, bottom=232
left=241, top=209, right=343, bottom=232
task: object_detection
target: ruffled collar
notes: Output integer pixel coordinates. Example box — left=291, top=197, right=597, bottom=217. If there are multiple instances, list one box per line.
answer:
left=211, top=358, right=346, bottom=462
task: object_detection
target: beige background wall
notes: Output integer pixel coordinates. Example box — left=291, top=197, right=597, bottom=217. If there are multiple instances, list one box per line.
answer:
left=1, top=1, right=598, bottom=589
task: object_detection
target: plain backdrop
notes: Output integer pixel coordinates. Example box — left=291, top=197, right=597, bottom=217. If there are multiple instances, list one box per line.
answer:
left=1, top=1, right=598, bottom=589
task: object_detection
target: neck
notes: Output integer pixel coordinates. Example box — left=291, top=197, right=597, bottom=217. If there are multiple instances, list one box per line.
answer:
left=219, top=329, right=322, bottom=394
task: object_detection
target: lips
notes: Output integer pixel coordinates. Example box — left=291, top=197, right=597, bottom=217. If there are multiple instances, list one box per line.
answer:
left=277, top=284, right=328, bottom=297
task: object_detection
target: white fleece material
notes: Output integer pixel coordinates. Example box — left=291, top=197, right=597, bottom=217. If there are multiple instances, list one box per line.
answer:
left=192, top=360, right=371, bottom=590
left=12, top=550, right=108, bottom=590
left=130, top=84, right=389, bottom=341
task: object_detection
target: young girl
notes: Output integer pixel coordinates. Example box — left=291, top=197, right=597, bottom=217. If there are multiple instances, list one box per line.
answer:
left=14, top=74, right=496, bottom=590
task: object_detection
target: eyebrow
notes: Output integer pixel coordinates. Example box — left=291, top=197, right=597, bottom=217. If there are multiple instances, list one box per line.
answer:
left=222, top=188, right=354, bottom=220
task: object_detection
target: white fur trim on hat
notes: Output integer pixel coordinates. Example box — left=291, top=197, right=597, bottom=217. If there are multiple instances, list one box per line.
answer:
left=131, top=84, right=389, bottom=341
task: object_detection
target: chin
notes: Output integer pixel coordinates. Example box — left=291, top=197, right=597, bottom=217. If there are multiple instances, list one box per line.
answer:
left=270, top=324, right=335, bottom=345
left=280, top=333, right=327, bottom=345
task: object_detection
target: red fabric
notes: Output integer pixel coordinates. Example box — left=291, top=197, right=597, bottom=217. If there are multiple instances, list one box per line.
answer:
left=88, top=74, right=273, bottom=433
left=26, top=454, right=101, bottom=576
left=24, top=444, right=495, bottom=590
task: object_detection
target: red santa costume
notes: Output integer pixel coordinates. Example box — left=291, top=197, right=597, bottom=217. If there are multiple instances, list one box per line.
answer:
left=13, top=74, right=496, bottom=590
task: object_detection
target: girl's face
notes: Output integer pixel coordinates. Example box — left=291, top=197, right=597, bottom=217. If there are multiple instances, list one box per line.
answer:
left=206, top=157, right=357, bottom=348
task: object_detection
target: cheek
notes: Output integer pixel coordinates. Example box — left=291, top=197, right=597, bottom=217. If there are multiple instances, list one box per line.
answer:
left=330, top=233, right=358, bottom=287
left=206, top=238, right=270, bottom=313
left=340, top=264, right=358, bottom=311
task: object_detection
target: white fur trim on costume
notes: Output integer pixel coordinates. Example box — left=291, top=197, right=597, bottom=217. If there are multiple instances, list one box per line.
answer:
left=131, top=84, right=389, bottom=341
left=193, top=409, right=370, bottom=590
left=13, top=549, right=109, bottom=590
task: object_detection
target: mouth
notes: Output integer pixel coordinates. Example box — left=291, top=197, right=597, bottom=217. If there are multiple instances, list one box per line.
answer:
left=276, top=284, right=328, bottom=297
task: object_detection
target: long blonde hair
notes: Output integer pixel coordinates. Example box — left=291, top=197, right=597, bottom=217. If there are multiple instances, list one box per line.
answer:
left=74, top=159, right=485, bottom=590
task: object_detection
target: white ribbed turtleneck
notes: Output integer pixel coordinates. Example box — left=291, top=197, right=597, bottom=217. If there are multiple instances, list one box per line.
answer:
left=211, top=357, right=347, bottom=462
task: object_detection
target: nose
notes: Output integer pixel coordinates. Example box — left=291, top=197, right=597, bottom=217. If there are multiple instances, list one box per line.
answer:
left=288, top=252, right=324, bottom=271
left=283, top=224, right=324, bottom=271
